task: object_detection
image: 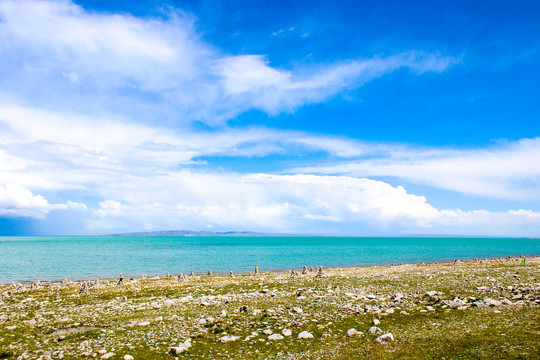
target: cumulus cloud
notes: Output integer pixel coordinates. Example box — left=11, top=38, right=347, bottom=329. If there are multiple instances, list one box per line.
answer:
left=67, top=171, right=540, bottom=236
left=1, top=104, right=540, bottom=235
left=0, top=184, right=84, bottom=218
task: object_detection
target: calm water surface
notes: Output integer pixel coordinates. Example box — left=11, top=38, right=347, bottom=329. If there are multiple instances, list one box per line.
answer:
left=0, top=236, right=538, bottom=283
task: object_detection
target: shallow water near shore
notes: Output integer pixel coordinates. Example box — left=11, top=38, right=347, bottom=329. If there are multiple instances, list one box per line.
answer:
left=1, top=236, right=538, bottom=283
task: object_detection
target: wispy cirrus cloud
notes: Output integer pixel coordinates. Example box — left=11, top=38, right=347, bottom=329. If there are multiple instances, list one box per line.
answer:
left=291, top=138, right=540, bottom=201
left=215, top=52, right=458, bottom=115
left=0, top=0, right=458, bottom=125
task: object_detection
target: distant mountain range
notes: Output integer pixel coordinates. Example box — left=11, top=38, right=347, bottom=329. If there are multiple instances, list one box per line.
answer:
left=110, top=230, right=280, bottom=236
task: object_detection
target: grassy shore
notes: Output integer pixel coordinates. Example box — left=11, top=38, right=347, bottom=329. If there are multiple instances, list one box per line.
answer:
left=1, top=258, right=539, bottom=359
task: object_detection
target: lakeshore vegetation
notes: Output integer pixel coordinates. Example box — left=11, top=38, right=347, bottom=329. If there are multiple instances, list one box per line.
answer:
left=1, top=258, right=539, bottom=359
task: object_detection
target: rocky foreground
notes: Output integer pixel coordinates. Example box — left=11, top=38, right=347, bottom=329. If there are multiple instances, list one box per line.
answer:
left=1, top=258, right=539, bottom=359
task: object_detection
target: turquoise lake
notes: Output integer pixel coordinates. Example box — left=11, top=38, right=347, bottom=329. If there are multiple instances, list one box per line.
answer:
left=0, top=236, right=538, bottom=283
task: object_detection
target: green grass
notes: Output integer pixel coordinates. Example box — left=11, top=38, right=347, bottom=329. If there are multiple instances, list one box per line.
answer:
left=1, top=259, right=539, bottom=359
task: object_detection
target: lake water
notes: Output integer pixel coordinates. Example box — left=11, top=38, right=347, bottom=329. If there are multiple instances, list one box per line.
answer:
left=1, top=236, right=538, bottom=283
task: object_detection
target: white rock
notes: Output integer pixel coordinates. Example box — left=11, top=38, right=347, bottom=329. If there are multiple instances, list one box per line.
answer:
left=219, top=335, right=240, bottom=343
left=137, top=321, right=150, bottom=326
left=100, top=353, right=115, bottom=359
left=282, top=329, right=292, bottom=337
left=297, top=331, right=314, bottom=339
left=369, top=326, right=383, bottom=334
left=346, top=328, right=362, bottom=337
left=375, top=332, right=394, bottom=344
left=263, top=329, right=273, bottom=335
left=163, top=300, right=174, bottom=307
left=292, top=307, right=303, bottom=314
left=123, top=356, right=134, bottom=360
left=426, top=291, right=437, bottom=297
left=372, top=319, right=380, bottom=325
left=268, top=333, right=284, bottom=340
left=484, top=298, right=502, bottom=307
left=385, top=308, right=395, bottom=314
left=150, top=301, right=161, bottom=309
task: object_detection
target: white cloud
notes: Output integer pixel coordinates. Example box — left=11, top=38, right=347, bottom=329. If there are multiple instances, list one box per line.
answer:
left=0, top=0, right=202, bottom=91
left=94, top=200, right=123, bottom=217
left=0, top=184, right=84, bottom=218
left=0, top=0, right=457, bottom=124
left=292, top=138, right=540, bottom=201
left=215, top=52, right=458, bottom=114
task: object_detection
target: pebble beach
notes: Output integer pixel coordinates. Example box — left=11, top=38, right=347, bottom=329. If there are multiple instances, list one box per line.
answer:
left=1, top=257, right=539, bottom=359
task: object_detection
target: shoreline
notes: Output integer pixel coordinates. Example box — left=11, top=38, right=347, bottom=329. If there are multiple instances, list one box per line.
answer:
left=1, top=254, right=539, bottom=359
left=2, top=254, right=538, bottom=287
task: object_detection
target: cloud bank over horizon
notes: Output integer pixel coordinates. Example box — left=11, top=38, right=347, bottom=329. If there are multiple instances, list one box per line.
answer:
left=0, top=0, right=539, bottom=236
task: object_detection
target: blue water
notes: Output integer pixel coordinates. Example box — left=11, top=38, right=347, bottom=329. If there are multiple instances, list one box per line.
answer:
left=0, top=236, right=538, bottom=283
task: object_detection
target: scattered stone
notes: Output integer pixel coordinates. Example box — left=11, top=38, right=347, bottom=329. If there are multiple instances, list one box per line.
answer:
left=282, top=329, right=292, bottom=336
left=169, top=346, right=188, bottom=355
left=263, top=329, right=273, bottom=335
left=100, top=353, right=115, bottom=359
left=346, top=328, right=362, bottom=337
left=372, top=319, right=380, bottom=325
left=292, top=307, right=303, bottom=314
left=268, top=333, right=284, bottom=340
left=473, top=300, right=486, bottom=307
left=123, top=356, right=134, bottom=360
left=375, top=333, right=394, bottom=344
left=298, top=331, right=314, bottom=339
left=484, top=298, right=502, bottom=307
left=369, top=326, right=383, bottom=334
left=219, top=335, right=240, bottom=343
left=316, top=266, right=325, bottom=278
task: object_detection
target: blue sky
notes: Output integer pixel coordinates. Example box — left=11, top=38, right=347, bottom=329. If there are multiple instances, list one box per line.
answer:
left=0, top=0, right=539, bottom=236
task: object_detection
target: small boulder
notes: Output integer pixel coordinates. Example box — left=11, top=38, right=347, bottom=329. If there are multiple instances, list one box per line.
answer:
left=282, top=329, right=292, bottom=337
left=298, top=331, right=314, bottom=339
left=100, top=353, right=115, bottom=360
left=369, top=326, right=383, bottom=334
left=346, top=328, right=362, bottom=337
left=268, top=333, right=284, bottom=340
left=472, top=300, right=486, bottom=307
left=169, top=346, right=188, bottom=355
left=372, top=319, right=380, bottom=325
left=219, top=335, right=240, bottom=343
left=375, top=333, right=394, bottom=344
left=123, top=356, right=133, bottom=360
